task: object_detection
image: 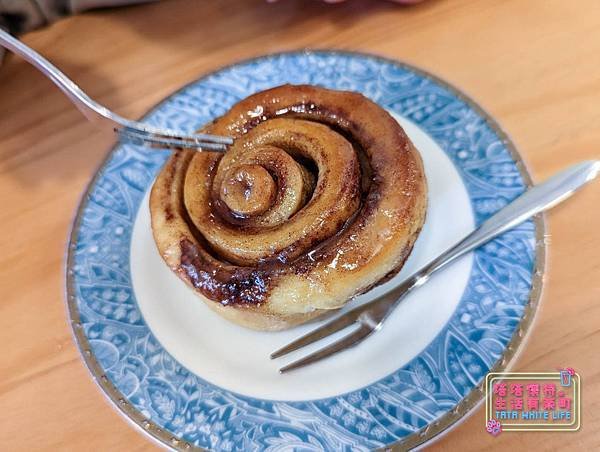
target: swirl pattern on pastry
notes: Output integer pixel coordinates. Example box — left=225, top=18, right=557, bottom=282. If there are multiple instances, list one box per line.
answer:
left=150, top=85, right=427, bottom=330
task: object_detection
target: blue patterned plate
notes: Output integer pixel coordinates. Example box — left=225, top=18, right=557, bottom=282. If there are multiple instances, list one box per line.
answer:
left=66, top=51, right=544, bottom=450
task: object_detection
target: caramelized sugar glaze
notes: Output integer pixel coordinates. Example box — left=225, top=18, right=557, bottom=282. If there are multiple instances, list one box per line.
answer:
left=150, top=85, right=428, bottom=330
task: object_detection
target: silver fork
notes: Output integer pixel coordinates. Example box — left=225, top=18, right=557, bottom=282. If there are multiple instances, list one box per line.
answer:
left=0, top=29, right=232, bottom=151
left=272, top=160, right=600, bottom=373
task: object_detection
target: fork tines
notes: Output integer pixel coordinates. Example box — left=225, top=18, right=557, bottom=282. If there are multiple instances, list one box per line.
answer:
left=270, top=304, right=374, bottom=373
left=117, top=127, right=233, bottom=152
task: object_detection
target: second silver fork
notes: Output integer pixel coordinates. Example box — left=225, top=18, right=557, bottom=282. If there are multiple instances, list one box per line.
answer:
left=0, top=29, right=232, bottom=151
left=272, top=160, right=600, bottom=373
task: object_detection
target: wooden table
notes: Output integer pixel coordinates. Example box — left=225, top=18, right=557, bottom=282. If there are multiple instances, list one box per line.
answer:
left=1, top=0, right=598, bottom=449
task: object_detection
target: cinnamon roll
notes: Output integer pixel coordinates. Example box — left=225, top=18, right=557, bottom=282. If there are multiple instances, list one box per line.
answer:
left=150, top=85, right=427, bottom=331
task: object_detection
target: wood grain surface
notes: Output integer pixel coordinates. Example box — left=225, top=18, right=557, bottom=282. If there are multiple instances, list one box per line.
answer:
left=1, top=0, right=599, bottom=450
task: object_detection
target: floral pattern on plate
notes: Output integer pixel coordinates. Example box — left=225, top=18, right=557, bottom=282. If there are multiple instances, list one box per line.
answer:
left=67, top=51, right=542, bottom=450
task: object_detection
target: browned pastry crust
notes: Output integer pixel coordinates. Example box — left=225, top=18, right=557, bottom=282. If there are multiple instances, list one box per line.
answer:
left=150, top=84, right=427, bottom=331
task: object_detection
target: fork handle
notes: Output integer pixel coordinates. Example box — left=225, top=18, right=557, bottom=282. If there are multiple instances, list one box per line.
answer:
left=0, top=29, right=118, bottom=122
left=374, top=160, right=600, bottom=310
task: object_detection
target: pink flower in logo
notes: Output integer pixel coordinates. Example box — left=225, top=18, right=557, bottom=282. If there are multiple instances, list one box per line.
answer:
left=486, top=419, right=502, bottom=437
left=565, top=367, right=575, bottom=376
